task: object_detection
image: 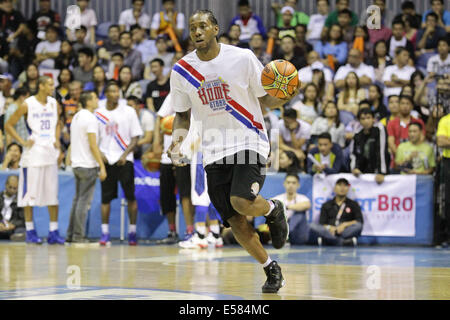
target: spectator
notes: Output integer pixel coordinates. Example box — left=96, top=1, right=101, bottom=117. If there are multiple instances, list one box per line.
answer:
left=369, top=40, right=393, bottom=84
left=20, top=64, right=39, bottom=96
left=436, top=112, right=450, bottom=246
left=393, top=1, right=422, bottom=30
left=352, top=25, right=374, bottom=63
left=274, top=35, right=306, bottom=70
left=249, top=33, right=271, bottom=66
left=298, top=51, right=334, bottom=86
left=67, top=91, right=106, bottom=243
left=228, top=24, right=250, bottom=48
left=380, top=95, right=400, bottom=127
left=395, top=122, right=435, bottom=175
left=62, top=81, right=83, bottom=138
left=403, top=14, right=419, bottom=47
left=65, top=0, right=97, bottom=45
left=118, top=65, right=142, bottom=99
left=427, top=37, right=450, bottom=76
left=8, top=22, right=39, bottom=79
left=334, top=48, right=375, bottom=89
left=84, top=65, right=107, bottom=100
left=279, top=107, right=311, bottom=163
left=351, top=108, right=389, bottom=183
left=0, top=0, right=27, bottom=55
left=311, top=68, right=335, bottom=104
left=229, top=0, right=266, bottom=42
left=278, top=150, right=302, bottom=174
left=4, top=87, right=29, bottom=146
left=73, top=47, right=94, bottom=85
left=421, top=0, right=450, bottom=33
left=1, top=142, right=22, bottom=170
left=337, top=9, right=355, bottom=46
left=54, top=40, right=77, bottom=70
left=323, top=0, right=358, bottom=33
left=306, top=0, right=329, bottom=47
left=119, top=0, right=151, bottom=32
left=416, top=12, right=447, bottom=70
left=55, top=68, right=73, bottom=104
left=127, top=96, right=154, bottom=155
left=307, top=132, right=345, bottom=174
left=337, top=72, right=366, bottom=116
left=291, top=83, right=320, bottom=124
left=368, top=84, right=389, bottom=121
left=273, top=174, right=311, bottom=245
left=72, top=26, right=96, bottom=56
left=425, top=101, right=445, bottom=143
left=143, top=35, right=174, bottom=81
left=150, top=0, right=185, bottom=40
left=411, top=70, right=433, bottom=122
left=0, top=175, right=25, bottom=241
left=29, top=0, right=61, bottom=40
left=387, top=95, right=425, bottom=155
left=343, top=99, right=366, bottom=138
left=272, top=0, right=310, bottom=29
left=34, top=25, right=61, bottom=69
left=97, top=24, right=122, bottom=66
left=309, top=178, right=363, bottom=246
left=314, top=24, right=348, bottom=70
left=106, top=52, right=124, bottom=80
left=387, top=20, right=415, bottom=62
left=294, top=24, right=313, bottom=55
left=131, top=24, right=157, bottom=67
left=218, top=33, right=231, bottom=45
left=277, top=7, right=297, bottom=40
left=96, top=81, right=143, bottom=246
left=383, top=47, right=416, bottom=97
left=310, top=100, right=346, bottom=148
left=118, top=31, right=143, bottom=80
left=145, top=58, right=170, bottom=112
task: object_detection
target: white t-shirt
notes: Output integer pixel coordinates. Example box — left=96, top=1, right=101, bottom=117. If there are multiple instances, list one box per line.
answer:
left=0, top=92, right=5, bottom=116
left=273, top=193, right=310, bottom=220
left=427, top=53, right=450, bottom=75
left=70, top=109, right=99, bottom=168
left=150, top=11, right=185, bottom=31
left=307, top=14, right=327, bottom=41
left=298, top=62, right=333, bottom=83
left=334, top=63, right=375, bottom=84
left=170, top=44, right=270, bottom=166
left=389, top=37, right=407, bottom=59
left=35, top=40, right=61, bottom=69
left=65, top=8, right=98, bottom=43
left=291, top=101, right=320, bottom=124
left=382, top=64, right=416, bottom=97
left=140, top=109, right=155, bottom=132
left=278, top=118, right=311, bottom=151
left=21, top=96, right=59, bottom=167
left=119, top=9, right=151, bottom=30
left=95, top=104, right=143, bottom=165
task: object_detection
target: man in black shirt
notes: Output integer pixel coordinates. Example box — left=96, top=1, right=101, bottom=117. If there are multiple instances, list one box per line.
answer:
left=310, top=178, right=363, bottom=246
left=29, top=0, right=61, bottom=40
left=273, top=35, right=306, bottom=70
left=145, top=58, right=170, bottom=112
left=351, top=108, right=389, bottom=184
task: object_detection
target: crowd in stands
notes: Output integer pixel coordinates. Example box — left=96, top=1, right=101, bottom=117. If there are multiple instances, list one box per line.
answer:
left=0, top=0, right=449, bottom=246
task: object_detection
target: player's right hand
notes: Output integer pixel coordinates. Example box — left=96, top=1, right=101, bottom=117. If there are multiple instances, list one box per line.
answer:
left=24, top=139, right=34, bottom=149
left=167, top=141, right=188, bottom=167
left=99, top=167, right=107, bottom=182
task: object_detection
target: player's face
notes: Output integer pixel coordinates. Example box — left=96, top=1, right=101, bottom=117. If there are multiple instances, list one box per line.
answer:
left=189, top=13, right=219, bottom=50
left=284, top=177, right=299, bottom=194
left=42, top=78, right=55, bottom=95
left=106, top=85, right=120, bottom=103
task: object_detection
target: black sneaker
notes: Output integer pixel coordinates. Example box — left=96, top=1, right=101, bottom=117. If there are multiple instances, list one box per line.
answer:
left=262, top=261, right=285, bottom=293
left=156, top=231, right=179, bottom=245
left=265, top=199, right=289, bottom=249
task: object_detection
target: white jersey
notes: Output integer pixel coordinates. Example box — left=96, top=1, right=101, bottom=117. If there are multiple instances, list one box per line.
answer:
left=170, top=44, right=270, bottom=166
left=20, top=95, right=59, bottom=167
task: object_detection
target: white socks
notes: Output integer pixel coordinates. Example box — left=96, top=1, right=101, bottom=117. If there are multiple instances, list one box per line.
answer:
left=49, top=222, right=58, bottom=232
left=210, top=224, right=220, bottom=235
left=264, top=200, right=275, bottom=217
left=196, top=225, right=206, bottom=236
left=262, top=257, right=273, bottom=268
left=129, top=224, right=136, bottom=233
left=25, top=222, right=34, bottom=231
left=101, top=224, right=109, bottom=234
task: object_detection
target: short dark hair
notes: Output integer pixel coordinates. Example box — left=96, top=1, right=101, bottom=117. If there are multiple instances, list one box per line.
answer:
left=401, top=1, right=415, bottom=10
left=109, top=24, right=120, bottom=31
left=111, top=52, right=124, bottom=59
left=426, top=11, right=439, bottom=21
left=130, top=24, right=141, bottom=32
left=388, top=94, right=399, bottom=102
left=357, top=107, right=374, bottom=119
left=77, top=47, right=94, bottom=59
left=238, top=0, right=249, bottom=7
left=408, top=121, right=423, bottom=131
left=430, top=0, right=444, bottom=4
left=162, top=0, right=175, bottom=3
left=76, top=25, right=87, bottom=33
left=318, top=132, right=332, bottom=142
left=399, top=95, right=414, bottom=105
left=338, top=9, right=352, bottom=18
left=437, top=36, right=450, bottom=47
left=191, top=9, right=219, bottom=26
left=219, top=33, right=231, bottom=41
left=7, top=142, right=22, bottom=154
left=79, top=90, right=96, bottom=108
left=119, top=31, right=132, bottom=39
left=127, top=95, right=141, bottom=105
left=395, top=46, right=409, bottom=56
left=132, top=0, right=145, bottom=3
left=392, top=19, right=405, bottom=28
left=105, top=80, right=119, bottom=92
left=45, top=25, right=59, bottom=34
left=13, top=86, right=29, bottom=100
left=285, top=173, right=300, bottom=182
left=150, top=58, right=165, bottom=67
left=281, top=35, right=296, bottom=43
left=283, top=108, right=297, bottom=119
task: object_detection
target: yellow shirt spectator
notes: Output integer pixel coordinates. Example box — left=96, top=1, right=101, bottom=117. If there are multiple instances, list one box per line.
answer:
left=437, top=114, right=450, bottom=158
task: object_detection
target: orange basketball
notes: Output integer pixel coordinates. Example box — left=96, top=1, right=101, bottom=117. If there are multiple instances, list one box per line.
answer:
left=142, top=151, right=161, bottom=172
left=261, top=59, right=299, bottom=99
left=160, top=115, right=175, bottom=135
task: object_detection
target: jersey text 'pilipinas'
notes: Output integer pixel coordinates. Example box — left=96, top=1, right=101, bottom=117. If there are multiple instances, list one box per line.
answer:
left=20, top=95, right=59, bottom=167
left=170, top=44, right=269, bottom=166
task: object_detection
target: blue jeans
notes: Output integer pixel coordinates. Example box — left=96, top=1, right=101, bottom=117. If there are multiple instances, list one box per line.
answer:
left=289, top=213, right=310, bottom=245
left=309, top=222, right=363, bottom=245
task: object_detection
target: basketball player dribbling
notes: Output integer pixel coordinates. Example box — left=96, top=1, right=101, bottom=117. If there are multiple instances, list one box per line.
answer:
left=5, top=76, right=65, bottom=245
left=168, top=10, right=300, bottom=293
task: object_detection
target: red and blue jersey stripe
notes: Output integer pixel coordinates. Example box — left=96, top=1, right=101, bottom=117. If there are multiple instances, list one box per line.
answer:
left=95, top=111, right=128, bottom=151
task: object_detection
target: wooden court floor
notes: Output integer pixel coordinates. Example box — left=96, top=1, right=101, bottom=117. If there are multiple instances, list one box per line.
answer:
left=0, top=242, right=449, bottom=300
